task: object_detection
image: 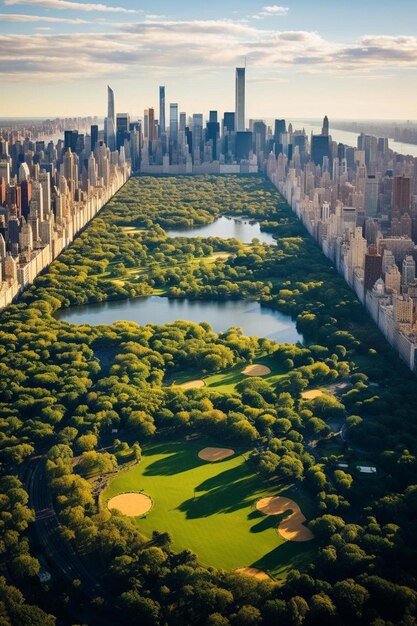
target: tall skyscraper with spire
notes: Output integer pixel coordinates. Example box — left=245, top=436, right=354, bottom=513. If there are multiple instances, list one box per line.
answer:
left=235, top=67, right=246, bottom=132
left=105, top=85, right=116, bottom=151
left=322, top=115, right=329, bottom=136
left=159, top=86, right=166, bottom=134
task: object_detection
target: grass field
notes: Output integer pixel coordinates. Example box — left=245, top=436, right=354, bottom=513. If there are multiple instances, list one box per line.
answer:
left=169, top=355, right=286, bottom=394
left=101, top=439, right=314, bottom=578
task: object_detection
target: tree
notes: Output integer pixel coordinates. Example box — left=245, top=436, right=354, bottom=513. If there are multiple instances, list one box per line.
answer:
left=207, top=614, right=230, bottom=626
left=10, top=554, right=40, bottom=579
left=333, top=579, right=369, bottom=621
left=309, top=515, right=345, bottom=539
left=308, top=593, right=337, bottom=624
left=76, top=434, right=97, bottom=452
left=232, top=605, right=261, bottom=625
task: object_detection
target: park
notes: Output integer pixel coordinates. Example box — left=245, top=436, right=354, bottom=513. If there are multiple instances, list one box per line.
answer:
left=102, top=438, right=315, bottom=580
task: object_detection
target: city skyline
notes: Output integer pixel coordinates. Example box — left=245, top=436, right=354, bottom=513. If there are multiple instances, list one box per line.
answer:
left=1, top=0, right=417, bottom=118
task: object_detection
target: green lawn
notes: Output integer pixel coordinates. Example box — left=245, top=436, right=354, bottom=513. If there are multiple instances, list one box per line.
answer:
left=101, top=439, right=314, bottom=579
left=192, top=355, right=286, bottom=394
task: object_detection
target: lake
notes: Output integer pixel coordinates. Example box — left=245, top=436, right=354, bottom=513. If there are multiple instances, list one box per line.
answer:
left=166, top=216, right=277, bottom=245
left=56, top=296, right=303, bottom=343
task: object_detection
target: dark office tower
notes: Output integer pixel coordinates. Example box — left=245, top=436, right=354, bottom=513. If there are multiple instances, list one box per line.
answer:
left=159, top=86, right=166, bottom=134
left=235, top=131, right=252, bottom=161
left=90, top=125, right=98, bottom=150
left=322, top=115, right=329, bottom=136
left=337, top=143, right=345, bottom=161
left=6, top=185, right=20, bottom=212
left=364, top=246, right=383, bottom=294
left=293, top=134, right=307, bottom=155
left=209, top=111, right=218, bottom=124
left=274, top=119, right=286, bottom=155
left=20, top=179, right=32, bottom=218
left=7, top=218, right=20, bottom=245
left=185, top=127, right=192, bottom=154
left=392, top=175, right=411, bottom=218
left=206, top=120, right=220, bottom=160
left=76, top=134, right=85, bottom=154
left=311, top=134, right=331, bottom=167
left=116, top=113, right=130, bottom=149
left=287, top=144, right=293, bottom=162
left=223, top=112, right=235, bottom=133
left=253, top=121, right=266, bottom=155
left=235, top=67, right=246, bottom=132
left=378, top=137, right=389, bottom=155
left=64, top=130, right=78, bottom=152
left=345, top=146, right=355, bottom=170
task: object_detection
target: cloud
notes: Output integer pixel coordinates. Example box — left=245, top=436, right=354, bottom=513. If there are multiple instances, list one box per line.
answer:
left=0, top=11, right=87, bottom=22
left=4, top=0, right=137, bottom=13
left=252, top=5, right=289, bottom=19
left=0, top=21, right=416, bottom=83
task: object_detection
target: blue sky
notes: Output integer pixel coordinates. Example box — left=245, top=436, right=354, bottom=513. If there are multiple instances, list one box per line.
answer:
left=1, top=0, right=417, bottom=119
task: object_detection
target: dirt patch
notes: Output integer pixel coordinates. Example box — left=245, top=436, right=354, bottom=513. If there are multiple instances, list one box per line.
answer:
left=108, top=493, right=152, bottom=517
left=301, top=389, right=324, bottom=400
left=242, top=364, right=271, bottom=377
left=236, top=567, right=271, bottom=581
left=198, top=447, right=235, bottom=462
left=178, top=380, right=205, bottom=390
left=256, top=496, right=314, bottom=542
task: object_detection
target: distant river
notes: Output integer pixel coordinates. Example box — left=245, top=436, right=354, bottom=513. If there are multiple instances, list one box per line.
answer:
left=295, top=122, right=417, bottom=158
left=56, top=296, right=302, bottom=343
left=166, top=216, right=276, bottom=245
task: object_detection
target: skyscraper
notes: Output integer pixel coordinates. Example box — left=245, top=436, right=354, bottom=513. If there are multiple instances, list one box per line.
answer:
left=364, top=175, right=379, bottom=217
left=235, top=67, right=246, bottom=132
left=364, top=246, right=383, bottom=294
left=170, top=104, right=179, bottom=146
left=116, top=113, right=130, bottom=150
left=402, top=255, right=416, bottom=286
left=392, top=175, right=411, bottom=218
left=105, top=85, right=116, bottom=151
left=322, top=115, right=329, bottom=136
left=90, top=125, right=98, bottom=151
left=159, top=86, right=166, bottom=134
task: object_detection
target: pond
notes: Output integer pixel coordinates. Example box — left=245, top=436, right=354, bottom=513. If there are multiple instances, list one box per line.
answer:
left=166, top=216, right=277, bottom=245
left=56, top=296, right=302, bottom=343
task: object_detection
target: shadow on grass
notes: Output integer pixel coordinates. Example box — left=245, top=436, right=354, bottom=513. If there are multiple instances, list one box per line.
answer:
left=251, top=540, right=315, bottom=576
left=178, top=472, right=260, bottom=519
left=206, top=369, right=243, bottom=389
left=195, top=464, right=254, bottom=493
left=143, top=442, right=202, bottom=476
left=250, top=510, right=296, bottom=534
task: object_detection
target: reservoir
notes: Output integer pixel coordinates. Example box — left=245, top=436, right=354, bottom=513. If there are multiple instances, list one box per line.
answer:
left=166, top=216, right=277, bottom=245
left=56, top=296, right=303, bottom=343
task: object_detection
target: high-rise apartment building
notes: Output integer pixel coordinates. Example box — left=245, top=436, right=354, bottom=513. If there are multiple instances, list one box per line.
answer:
left=364, top=175, right=379, bottom=217
left=105, top=86, right=116, bottom=151
left=402, top=255, right=416, bottom=286
left=364, top=246, right=383, bottom=294
left=392, top=175, right=411, bottom=218
left=235, top=67, right=246, bottom=132
left=159, top=86, right=166, bottom=134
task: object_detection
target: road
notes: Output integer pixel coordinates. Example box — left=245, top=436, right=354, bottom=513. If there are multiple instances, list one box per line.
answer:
left=24, top=457, right=118, bottom=625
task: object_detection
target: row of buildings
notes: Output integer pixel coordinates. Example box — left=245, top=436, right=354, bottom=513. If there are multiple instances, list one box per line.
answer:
left=0, top=118, right=130, bottom=310
left=266, top=121, right=417, bottom=372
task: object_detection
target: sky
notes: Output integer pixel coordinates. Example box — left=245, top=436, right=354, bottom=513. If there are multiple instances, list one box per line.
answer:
left=1, top=0, right=417, bottom=119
